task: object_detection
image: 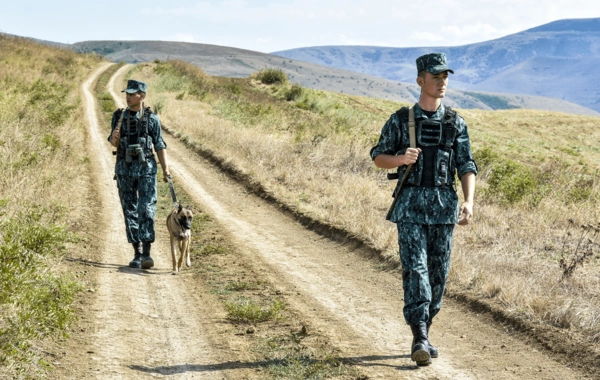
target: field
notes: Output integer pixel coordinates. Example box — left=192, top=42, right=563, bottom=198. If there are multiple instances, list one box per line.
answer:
left=0, top=35, right=100, bottom=377
left=129, top=61, right=600, bottom=347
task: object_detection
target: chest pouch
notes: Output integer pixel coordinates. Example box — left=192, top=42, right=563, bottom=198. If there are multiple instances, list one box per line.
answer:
left=418, top=120, right=443, bottom=147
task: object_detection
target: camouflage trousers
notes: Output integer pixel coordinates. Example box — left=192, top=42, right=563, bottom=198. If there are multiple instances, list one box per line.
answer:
left=116, top=175, right=157, bottom=244
left=397, top=222, right=454, bottom=326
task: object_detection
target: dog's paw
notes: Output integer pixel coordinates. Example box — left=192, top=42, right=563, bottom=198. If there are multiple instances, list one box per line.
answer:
left=186, top=260, right=191, bottom=267
left=172, top=271, right=179, bottom=275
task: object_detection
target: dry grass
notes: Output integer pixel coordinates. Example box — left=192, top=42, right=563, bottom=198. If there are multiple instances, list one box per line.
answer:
left=0, top=34, right=101, bottom=377
left=123, top=61, right=600, bottom=345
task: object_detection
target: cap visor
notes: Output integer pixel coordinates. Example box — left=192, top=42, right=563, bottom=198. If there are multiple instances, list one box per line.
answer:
left=121, top=89, right=139, bottom=93
left=429, top=65, right=454, bottom=74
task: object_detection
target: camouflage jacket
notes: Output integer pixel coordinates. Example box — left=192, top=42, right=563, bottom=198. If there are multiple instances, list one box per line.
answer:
left=108, top=108, right=167, bottom=177
left=370, top=103, right=477, bottom=224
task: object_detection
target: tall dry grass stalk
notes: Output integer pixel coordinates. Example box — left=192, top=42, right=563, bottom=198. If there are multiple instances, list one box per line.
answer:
left=0, top=34, right=101, bottom=377
left=124, top=61, right=600, bottom=344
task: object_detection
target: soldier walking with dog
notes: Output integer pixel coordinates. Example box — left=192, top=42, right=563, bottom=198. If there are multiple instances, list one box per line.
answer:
left=109, top=79, right=171, bottom=269
left=370, top=53, right=477, bottom=366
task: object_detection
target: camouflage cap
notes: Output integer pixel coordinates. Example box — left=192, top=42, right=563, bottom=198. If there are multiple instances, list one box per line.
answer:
left=121, top=79, right=147, bottom=93
left=416, top=53, right=454, bottom=75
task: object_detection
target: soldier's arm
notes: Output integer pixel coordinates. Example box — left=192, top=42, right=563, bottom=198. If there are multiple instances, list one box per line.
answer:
left=457, top=172, right=475, bottom=225
left=371, top=113, right=418, bottom=168
left=156, top=149, right=170, bottom=182
left=374, top=149, right=421, bottom=169
left=150, top=114, right=170, bottom=181
left=454, top=116, right=477, bottom=225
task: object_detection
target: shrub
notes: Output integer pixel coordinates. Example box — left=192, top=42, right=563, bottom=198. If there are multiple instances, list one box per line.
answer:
left=485, top=159, right=538, bottom=204
left=225, top=299, right=284, bottom=322
left=285, top=84, right=303, bottom=101
left=256, top=68, right=288, bottom=85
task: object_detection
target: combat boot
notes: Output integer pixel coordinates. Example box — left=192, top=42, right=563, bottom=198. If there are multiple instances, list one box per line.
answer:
left=129, top=242, right=143, bottom=268
left=141, top=241, right=154, bottom=269
left=410, top=322, right=432, bottom=366
left=427, top=323, right=439, bottom=358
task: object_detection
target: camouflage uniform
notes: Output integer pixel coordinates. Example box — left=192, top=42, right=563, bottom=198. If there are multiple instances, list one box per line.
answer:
left=108, top=81, right=167, bottom=245
left=370, top=87, right=477, bottom=326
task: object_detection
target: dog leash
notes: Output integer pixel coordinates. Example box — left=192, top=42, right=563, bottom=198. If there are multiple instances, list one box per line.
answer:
left=167, top=175, right=179, bottom=208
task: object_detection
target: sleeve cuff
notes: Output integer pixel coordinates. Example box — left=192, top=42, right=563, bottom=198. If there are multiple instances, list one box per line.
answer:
left=458, top=162, right=478, bottom=178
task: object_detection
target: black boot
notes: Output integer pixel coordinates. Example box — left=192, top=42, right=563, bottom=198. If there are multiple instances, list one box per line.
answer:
left=129, top=242, right=143, bottom=268
left=141, top=241, right=154, bottom=269
left=427, top=323, right=438, bottom=358
left=410, top=322, right=432, bottom=366
left=427, top=323, right=439, bottom=359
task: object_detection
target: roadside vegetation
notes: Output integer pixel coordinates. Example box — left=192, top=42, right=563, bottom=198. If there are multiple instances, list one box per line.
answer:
left=128, top=60, right=600, bottom=349
left=94, top=61, right=124, bottom=127
left=0, top=35, right=101, bottom=377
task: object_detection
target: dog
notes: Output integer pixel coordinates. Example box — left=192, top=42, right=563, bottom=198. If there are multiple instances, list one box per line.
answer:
left=166, top=204, right=194, bottom=275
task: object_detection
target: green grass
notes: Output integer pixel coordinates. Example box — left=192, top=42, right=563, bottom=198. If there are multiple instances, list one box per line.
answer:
left=225, top=298, right=284, bottom=323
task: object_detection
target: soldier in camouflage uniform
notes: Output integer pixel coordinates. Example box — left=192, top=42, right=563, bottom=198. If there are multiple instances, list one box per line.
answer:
left=109, top=79, right=171, bottom=269
left=370, top=53, right=477, bottom=366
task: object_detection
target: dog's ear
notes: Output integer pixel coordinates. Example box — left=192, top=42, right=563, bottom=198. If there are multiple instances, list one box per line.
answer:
left=178, top=204, right=183, bottom=213
left=186, top=205, right=192, bottom=211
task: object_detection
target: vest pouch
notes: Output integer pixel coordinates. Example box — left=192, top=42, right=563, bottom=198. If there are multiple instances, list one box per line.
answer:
left=434, top=149, right=452, bottom=186
left=418, top=120, right=442, bottom=147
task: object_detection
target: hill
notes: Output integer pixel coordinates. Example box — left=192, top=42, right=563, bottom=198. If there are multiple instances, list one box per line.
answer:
left=272, top=17, right=600, bottom=113
left=69, top=40, right=598, bottom=116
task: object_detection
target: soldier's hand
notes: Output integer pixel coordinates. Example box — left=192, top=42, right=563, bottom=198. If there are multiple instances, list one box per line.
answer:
left=457, top=201, right=473, bottom=225
left=111, top=126, right=120, bottom=145
left=400, top=148, right=421, bottom=166
left=163, top=171, right=171, bottom=183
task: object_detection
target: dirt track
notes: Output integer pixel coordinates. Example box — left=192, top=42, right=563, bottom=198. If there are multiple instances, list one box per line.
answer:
left=54, top=64, right=592, bottom=379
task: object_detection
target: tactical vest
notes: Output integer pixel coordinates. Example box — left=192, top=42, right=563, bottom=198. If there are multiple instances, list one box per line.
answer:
left=395, top=106, right=457, bottom=187
left=115, top=107, right=155, bottom=161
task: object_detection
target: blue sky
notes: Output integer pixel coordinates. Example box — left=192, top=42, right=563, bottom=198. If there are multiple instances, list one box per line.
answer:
left=1, top=1, right=599, bottom=52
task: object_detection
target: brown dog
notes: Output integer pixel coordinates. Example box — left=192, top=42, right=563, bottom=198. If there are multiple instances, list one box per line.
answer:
left=166, top=204, right=193, bottom=275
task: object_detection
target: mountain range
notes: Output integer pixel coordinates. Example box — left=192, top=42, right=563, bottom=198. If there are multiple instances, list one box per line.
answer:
left=272, top=18, right=600, bottom=113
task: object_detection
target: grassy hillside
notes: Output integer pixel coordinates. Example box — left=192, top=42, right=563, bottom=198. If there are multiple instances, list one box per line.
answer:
left=0, top=35, right=101, bottom=377
left=123, top=61, right=600, bottom=350
left=70, top=40, right=600, bottom=116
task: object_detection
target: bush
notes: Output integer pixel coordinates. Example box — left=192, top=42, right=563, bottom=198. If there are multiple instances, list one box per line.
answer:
left=485, top=159, right=538, bottom=204
left=225, top=299, right=284, bottom=322
left=285, top=84, right=303, bottom=101
left=256, top=68, right=288, bottom=85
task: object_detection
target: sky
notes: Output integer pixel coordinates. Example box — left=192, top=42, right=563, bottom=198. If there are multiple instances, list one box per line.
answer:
left=1, top=1, right=599, bottom=53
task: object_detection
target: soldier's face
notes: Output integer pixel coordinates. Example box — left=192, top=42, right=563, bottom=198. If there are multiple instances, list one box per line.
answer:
left=126, top=91, right=145, bottom=108
left=418, top=71, right=449, bottom=99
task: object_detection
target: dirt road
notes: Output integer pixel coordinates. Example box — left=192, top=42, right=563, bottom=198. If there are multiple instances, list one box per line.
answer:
left=55, top=64, right=592, bottom=379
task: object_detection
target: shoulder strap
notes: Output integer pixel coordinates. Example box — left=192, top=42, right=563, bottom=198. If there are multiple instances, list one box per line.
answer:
left=408, top=106, right=416, bottom=148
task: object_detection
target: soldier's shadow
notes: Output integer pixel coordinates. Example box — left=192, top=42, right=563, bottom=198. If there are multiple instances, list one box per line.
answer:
left=66, top=257, right=173, bottom=276
left=129, top=354, right=420, bottom=375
